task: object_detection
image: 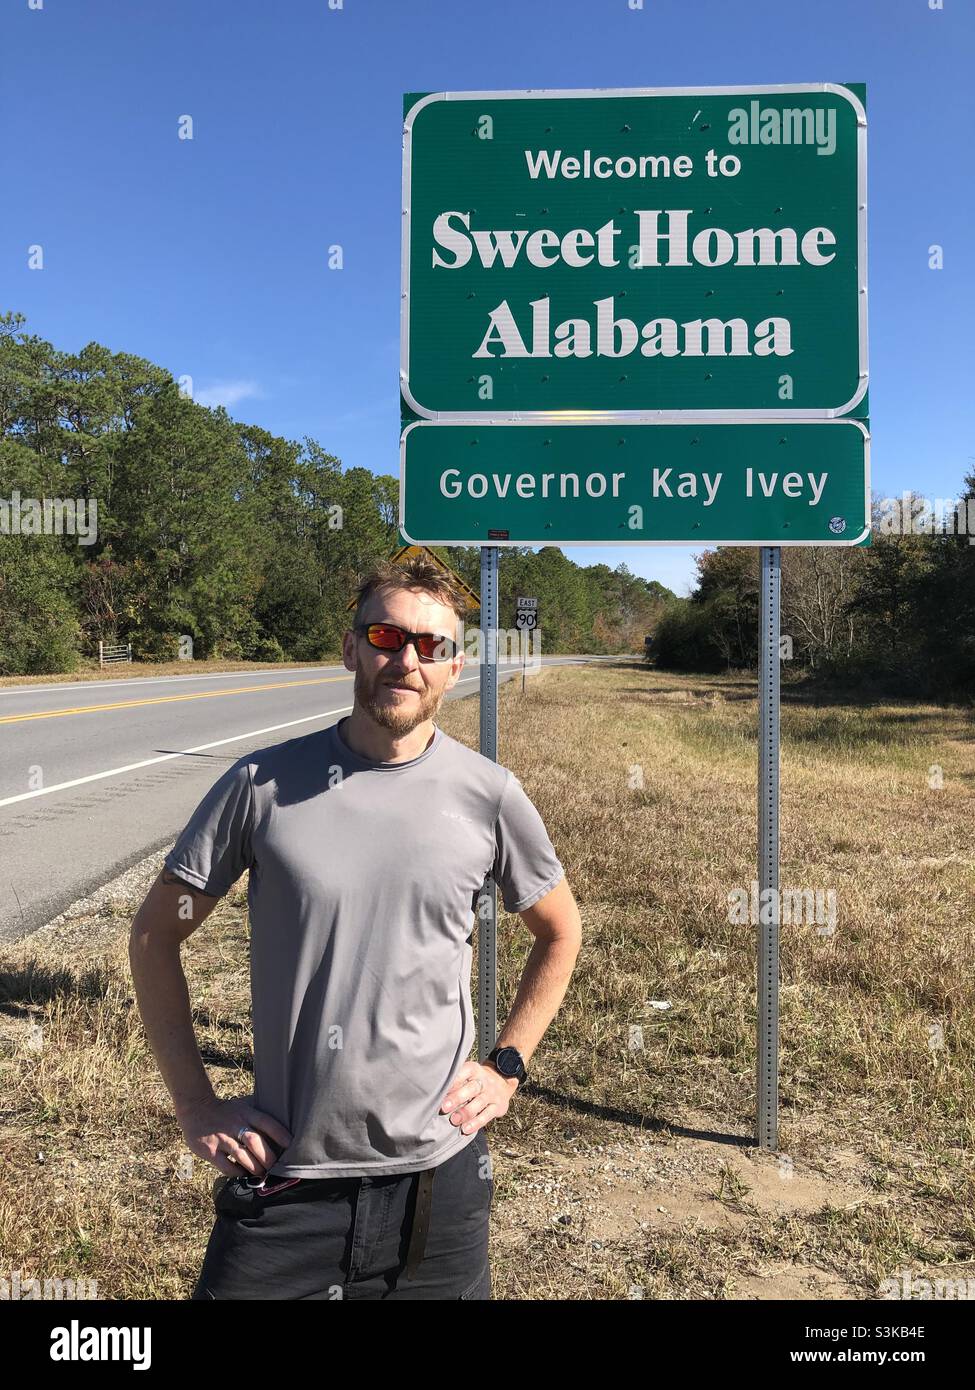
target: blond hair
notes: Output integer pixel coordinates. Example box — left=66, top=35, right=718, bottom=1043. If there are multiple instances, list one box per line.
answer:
left=351, top=554, right=471, bottom=633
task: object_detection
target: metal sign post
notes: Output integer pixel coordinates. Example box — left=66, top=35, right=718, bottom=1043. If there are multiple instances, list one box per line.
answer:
left=477, top=545, right=499, bottom=1060
left=757, top=546, right=781, bottom=1150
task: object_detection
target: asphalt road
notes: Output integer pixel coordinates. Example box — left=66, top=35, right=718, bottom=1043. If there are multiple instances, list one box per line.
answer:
left=0, top=655, right=612, bottom=943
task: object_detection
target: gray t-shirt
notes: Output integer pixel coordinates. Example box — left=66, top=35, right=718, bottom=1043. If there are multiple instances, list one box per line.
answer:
left=163, top=716, right=565, bottom=1178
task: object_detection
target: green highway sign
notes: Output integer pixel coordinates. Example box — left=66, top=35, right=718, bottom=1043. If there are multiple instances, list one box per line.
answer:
left=402, top=85, right=866, bottom=420
left=400, top=419, right=870, bottom=546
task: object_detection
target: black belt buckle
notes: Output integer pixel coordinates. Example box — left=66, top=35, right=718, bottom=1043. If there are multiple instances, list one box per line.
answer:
left=213, top=1173, right=304, bottom=1216
left=213, top=1174, right=259, bottom=1217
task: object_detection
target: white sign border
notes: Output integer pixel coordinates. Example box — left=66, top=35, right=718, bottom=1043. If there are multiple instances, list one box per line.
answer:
left=399, top=415, right=871, bottom=548
left=401, top=84, right=867, bottom=422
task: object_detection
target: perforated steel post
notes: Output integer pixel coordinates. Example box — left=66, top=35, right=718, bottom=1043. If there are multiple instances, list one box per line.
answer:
left=757, top=546, right=781, bottom=1150
left=477, top=545, right=499, bottom=1060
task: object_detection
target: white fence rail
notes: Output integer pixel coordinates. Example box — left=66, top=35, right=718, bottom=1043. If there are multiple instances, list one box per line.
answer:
left=98, top=641, right=132, bottom=667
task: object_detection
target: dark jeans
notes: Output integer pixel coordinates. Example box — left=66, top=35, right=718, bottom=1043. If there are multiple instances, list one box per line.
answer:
left=190, top=1129, right=493, bottom=1300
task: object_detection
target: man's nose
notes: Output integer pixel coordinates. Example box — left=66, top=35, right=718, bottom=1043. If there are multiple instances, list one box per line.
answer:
left=392, top=639, right=421, bottom=672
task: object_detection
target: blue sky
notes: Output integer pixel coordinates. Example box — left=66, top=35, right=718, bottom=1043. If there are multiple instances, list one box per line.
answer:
left=3, top=0, right=972, bottom=596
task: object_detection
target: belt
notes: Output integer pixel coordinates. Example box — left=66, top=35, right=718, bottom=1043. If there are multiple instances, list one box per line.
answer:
left=404, top=1167, right=436, bottom=1280
left=227, top=1162, right=438, bottom=1280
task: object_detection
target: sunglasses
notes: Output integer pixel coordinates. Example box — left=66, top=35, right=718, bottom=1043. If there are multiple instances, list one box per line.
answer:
left=355, top=623, right=458, bottom=663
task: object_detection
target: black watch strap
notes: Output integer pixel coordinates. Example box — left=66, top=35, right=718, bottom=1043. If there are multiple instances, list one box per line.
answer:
left=487, top=1044, right=528, bottom=1084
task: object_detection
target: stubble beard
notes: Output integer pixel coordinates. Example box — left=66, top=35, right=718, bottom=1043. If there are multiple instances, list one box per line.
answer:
left=354, top=665, right=444, bottom=734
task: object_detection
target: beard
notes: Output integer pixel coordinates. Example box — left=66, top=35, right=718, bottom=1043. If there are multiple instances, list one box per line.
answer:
left=354, top=664, right=444, bottom=735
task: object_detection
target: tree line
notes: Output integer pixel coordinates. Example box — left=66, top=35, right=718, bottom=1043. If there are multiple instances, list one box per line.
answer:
left=653, top=501, right=975, bottom=700
left=0, top=312, right=672, bottom=675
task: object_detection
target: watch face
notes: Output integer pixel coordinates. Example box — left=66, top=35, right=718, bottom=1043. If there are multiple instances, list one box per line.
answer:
left=495, top=1047, right=521, bottom=1077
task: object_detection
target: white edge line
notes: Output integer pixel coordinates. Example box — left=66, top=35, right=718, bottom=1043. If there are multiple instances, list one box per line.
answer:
left=401, top=417, right=870, bottom=546
left=0, top=710, right=354, bottom=809
left=0, top=673, right=498, bottom=809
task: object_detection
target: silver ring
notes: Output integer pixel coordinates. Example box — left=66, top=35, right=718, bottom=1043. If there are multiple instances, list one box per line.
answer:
left=237, top=1125, right=252, bottom=1144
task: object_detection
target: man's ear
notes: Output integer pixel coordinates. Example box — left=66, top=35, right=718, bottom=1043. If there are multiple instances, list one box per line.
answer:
left=342, top=629, right=356, bottom=673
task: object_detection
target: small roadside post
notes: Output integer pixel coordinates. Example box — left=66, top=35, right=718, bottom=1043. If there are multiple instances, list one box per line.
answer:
left=516, top=597, right=538, bottom=693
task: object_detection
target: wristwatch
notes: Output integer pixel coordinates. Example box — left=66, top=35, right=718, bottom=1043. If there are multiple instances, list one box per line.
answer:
left=487, top=1044, right=528, bottom=1085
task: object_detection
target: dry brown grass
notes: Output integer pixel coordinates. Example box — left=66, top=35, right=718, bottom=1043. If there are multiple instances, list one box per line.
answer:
left=1, top=661, right=973, bottom=1299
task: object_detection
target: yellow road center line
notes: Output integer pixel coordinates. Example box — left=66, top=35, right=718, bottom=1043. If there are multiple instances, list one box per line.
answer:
left=0, top=676, right=352, bottom=725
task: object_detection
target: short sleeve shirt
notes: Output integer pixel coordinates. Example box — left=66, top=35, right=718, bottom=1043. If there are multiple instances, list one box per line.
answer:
left=163, top=717, right=565, bottom=1177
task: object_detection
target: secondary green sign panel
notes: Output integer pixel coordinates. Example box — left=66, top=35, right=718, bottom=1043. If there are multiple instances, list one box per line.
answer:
left=402, top=85, right=866, bottom=420
left=400, top=420, right=869, bottom=546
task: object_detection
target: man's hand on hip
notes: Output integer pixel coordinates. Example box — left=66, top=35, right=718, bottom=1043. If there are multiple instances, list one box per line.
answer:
left=177, top=1095, right=293, bottom=1180
left=440, top=1060, right=518, bottom=1134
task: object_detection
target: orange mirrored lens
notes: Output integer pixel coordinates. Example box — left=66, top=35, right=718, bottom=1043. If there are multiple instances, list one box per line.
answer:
left=366, top=625, right=405, bottom=650
left=417, top=635, right=450, bottom=660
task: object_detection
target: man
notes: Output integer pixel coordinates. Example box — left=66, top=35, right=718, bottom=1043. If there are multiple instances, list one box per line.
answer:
left=129, top=554, right=582, bottom=1300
